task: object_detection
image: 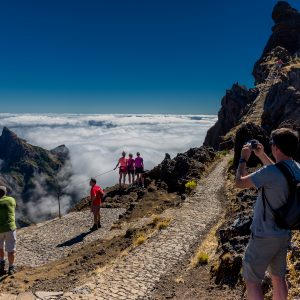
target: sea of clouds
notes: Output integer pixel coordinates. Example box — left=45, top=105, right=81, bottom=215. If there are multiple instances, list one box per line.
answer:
left=0, top=113, right=217, bottom=221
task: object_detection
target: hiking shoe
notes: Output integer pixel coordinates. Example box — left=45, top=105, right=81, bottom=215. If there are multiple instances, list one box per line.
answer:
left=8, top=265, right=16, bottom=275
left=90, top=224, right=97, bottom=231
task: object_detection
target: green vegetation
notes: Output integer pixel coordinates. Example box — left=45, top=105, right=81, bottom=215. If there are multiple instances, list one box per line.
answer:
left=156, top=219, right=171, bottom=230
left=191, top=251, right=209, bottom=267
left=216, top=150, right=230, bottom=157
left=134, top=234, right=147, bottom=246
left=185, top=180, right=197, bottom=191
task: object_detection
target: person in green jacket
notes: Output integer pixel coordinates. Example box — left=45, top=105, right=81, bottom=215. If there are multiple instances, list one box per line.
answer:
left=0, top=186, right=17, bottom=275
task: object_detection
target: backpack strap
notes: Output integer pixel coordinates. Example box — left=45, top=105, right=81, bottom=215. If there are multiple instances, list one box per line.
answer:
left=262, top=187, right=275, bottom=221
left=262, top=162, right=294, bottom=222
left=275, top=162, right=296, bottom=193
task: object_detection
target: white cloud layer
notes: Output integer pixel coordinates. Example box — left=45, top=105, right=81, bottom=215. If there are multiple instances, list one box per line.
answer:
left=0, top=113, right=216, bottom=219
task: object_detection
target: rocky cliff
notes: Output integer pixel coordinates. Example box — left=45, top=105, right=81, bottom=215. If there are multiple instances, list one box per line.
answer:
left=0, top=127, right=70, bottom=224
left=204, top=1, right=300, bottom=153
left=205, top=2, right=300, bottom=294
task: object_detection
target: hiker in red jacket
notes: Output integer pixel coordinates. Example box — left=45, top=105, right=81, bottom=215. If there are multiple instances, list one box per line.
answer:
left=89, top=178, right=104, bottom=231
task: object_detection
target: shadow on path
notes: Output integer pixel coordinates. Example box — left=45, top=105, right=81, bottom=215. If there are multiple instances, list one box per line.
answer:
left=57, top=230, right=93, bottom=247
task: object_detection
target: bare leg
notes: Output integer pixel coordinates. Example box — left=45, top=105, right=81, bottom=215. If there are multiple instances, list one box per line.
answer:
left=128, top=173, right=131, bottom=185
left=245, top=279, right=263, bottom=300
left=123, top=173, right=126, bottom=185
left=7, top=251, right=15, bottom=267
left=271, top=275, right=288, bottom=300
left=119, top=173, right=122, bottom=187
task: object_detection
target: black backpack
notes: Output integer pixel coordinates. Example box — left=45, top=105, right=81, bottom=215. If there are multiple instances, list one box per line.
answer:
left=262, top=161, right=300, bottom=230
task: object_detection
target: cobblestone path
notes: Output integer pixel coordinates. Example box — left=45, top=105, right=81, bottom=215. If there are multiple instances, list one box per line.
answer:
left=16, top=208, right=126, bottom=267
left=0, top=157, right=229, bottom=300
left=60, top=156, right=230, bottom=300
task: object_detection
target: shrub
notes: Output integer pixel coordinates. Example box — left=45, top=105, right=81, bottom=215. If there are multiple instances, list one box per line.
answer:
left=156, top=219, right=171, bottom=230
left=192, top=251, right=209, bottom=267
left=134, top=234, right=146, bottom=246
left=185, top=180, right=197, bottom=191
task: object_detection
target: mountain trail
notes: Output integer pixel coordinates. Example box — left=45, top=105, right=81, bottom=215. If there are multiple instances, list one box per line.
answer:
left=0, top=155, right=230, bottom=300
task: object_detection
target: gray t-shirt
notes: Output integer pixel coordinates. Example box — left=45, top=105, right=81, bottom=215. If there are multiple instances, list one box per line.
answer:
left=250, top=159, right=300, bottom=237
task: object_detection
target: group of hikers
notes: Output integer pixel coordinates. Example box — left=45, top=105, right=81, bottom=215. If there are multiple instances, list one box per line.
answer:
left=88, top=151, right=145, bottom=231
left=114, top=151, right=145, bottom=188
left=0, top=128, right=300, bottom=300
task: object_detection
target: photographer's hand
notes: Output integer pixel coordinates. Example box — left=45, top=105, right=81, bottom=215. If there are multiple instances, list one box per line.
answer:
left=235, top=144, right=255, bottom=189
left=241, top=144, right=251, bottom=162
left=253, top=143, right=274, bottom=165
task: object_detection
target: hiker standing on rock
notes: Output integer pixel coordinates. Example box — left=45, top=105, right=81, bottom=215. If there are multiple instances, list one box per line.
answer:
left=89, top=178, right=104, bottom=231
left=135, top=152, right=144, bottom=188
left=114, top=151, right=128, bottom=187
left=127, top=153, right=135, bottom=186
left=0, top=186, right=17, bottom=275
left=235, top=128, right=300, bottom=300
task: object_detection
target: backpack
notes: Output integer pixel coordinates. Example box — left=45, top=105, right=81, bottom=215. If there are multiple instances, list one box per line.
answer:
left=262, top=161, right=300, bottom=230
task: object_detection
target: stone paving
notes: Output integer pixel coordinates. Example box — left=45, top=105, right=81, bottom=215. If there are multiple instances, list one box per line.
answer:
left=16, top=208, right=126, bottom=267
left=1, top=157, right=229, bottom=299
left=59, top=157, right=229, bottom=300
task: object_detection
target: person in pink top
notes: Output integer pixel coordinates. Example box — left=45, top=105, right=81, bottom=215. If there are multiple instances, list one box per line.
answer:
left=127, top=153, right=135, bottom=186
left=114, top=151, right=128, bottom=187
left=134, top=152, right=144, bottom=187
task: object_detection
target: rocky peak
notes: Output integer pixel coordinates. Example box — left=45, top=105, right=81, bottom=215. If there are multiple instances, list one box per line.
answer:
left=2, top=126, right=18, bottom=140
left=272, top=1, right=299, bottom=23
left=203, top=84, right=258, bottom=149
left=50, top=145, right=69, bottom=161
left=205, top=2, right=300, bottom=150
left=0, top=127, right=70, bottom=223
left=258, top=2, right=300, bottom=67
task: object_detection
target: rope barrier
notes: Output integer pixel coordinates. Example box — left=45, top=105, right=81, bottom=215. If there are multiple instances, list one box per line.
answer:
left=55, top=168, right=116, bottom=218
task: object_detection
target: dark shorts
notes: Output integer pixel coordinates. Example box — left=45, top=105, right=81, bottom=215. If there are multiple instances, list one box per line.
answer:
left=128, top=169, right=134, bottom=175
left=91, top=205, right=100, bottom=214
left=119, top=167, right=127, bottom=174
left=242, top=233, right=291, bottom=282
left=135, top=167, right=144, bottom=174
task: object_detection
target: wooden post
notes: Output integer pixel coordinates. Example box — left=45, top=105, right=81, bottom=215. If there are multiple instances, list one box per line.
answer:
left=57, top=192, right=61, bottom=219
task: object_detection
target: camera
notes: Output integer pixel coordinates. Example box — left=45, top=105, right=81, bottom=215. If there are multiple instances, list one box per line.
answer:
left=247, top=139, right=258, bottom=149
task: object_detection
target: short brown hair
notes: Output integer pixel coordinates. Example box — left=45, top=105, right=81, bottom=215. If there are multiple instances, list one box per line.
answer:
left=271, top=128, right=299, bottom=157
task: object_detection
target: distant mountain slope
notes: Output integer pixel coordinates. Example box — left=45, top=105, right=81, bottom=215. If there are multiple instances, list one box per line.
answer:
left=0, top=127, right=70, bottom=224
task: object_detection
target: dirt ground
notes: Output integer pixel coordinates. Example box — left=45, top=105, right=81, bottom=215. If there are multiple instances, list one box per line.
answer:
left=0, top=184, right=181, bottom=294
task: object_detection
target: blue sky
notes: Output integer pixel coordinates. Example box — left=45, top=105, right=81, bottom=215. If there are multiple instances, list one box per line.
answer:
left=0, top=0, right=299, bottom=114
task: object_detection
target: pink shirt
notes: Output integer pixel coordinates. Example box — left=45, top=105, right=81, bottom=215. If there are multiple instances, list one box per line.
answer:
left=127, top=158, right=135, bottom=171
left=119, top=157, right=127, bottom=168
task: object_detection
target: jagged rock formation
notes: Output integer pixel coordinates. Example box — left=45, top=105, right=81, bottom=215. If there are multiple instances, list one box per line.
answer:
left=204, top=84, right=258, bottom=150
left=0, top=127, right=70, bottom=223
left=205, top=1, right=300, bottom=152
left=147, top=146, right=216, bottom=192
left=260, top=1, right=300, bottom=66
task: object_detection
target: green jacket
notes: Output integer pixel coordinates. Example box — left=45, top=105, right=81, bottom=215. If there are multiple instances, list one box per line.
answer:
left=0, top=196, right=16, bottom=233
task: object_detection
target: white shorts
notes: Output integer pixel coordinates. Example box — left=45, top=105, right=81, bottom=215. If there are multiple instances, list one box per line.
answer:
left=0, top=230, right=16, bottom=253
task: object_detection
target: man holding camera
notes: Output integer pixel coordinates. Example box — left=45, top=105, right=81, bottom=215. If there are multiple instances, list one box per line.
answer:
left=235, top=128, right=300, bottom=300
